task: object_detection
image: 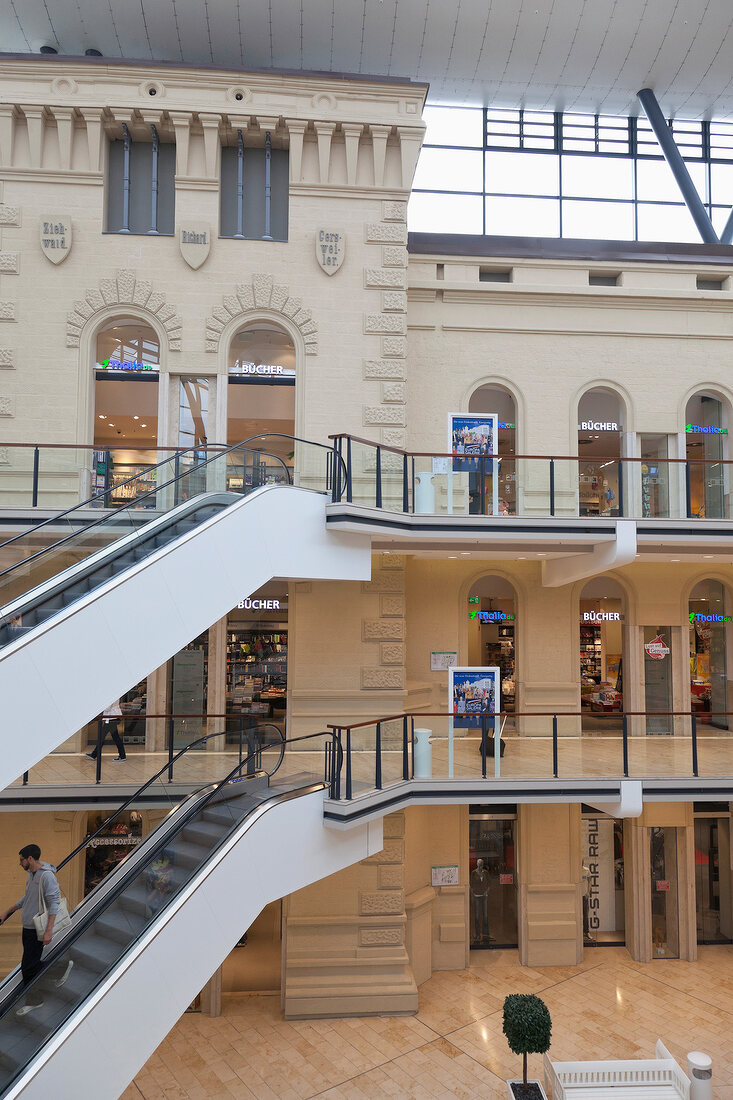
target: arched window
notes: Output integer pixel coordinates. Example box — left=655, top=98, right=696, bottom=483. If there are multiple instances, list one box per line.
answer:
left=577, top=389, right=623, bottom=517
left=227, top=324, right=295, bottom=468
left=93, top=318, right=160, bottom=504
left=689, top=579, right=731, bottom=729
left=579, top=577, right=625, bottom=733
left=467, top=574, right=517, bottom=715
left=685, top=392, right=728, bottom=518
left=469, top=384, right=517, bottom=514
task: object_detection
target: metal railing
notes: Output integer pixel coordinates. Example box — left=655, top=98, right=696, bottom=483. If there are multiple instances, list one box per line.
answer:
left=329, top=433, right=733, bottom=521
left=324, top=708, right=733, bottom=799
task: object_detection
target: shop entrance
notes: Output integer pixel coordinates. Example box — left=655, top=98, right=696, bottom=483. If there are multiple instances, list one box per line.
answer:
left=685, top=393, right=727, bottom=519
left=644, top=626, right=673, bottom=734
left=694, top=811, right=733, bottom=944
left=689, top=579, right=730, bottom=729
left=226, top=581, right=288, bottom=744
left=467, top=575, right=516, bottom=717
left=577, top=389, right=623, bottom=517
left=468, top=384, right=517, bottom=514
left=93, top=318, right=159, bottom=504
left=227, top=324, right=295, bottom=471
left=650, top=826, right=680, bottom=958
left=222, top=898, right=283, bottom=994
left=579, top=578, right=625, bottom=732
left=581, top=810, right=625, bottom=946
left=469, top=808, right=518, bottom=948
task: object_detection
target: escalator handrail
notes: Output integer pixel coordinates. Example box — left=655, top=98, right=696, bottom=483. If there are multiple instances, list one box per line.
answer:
left=0, top=444, right=208, bottom=554
left=0, top=728, right=340, bottom=1022
left=0, top=440, right=290, bottom=590
left=56, top=723, right=285, bottom=874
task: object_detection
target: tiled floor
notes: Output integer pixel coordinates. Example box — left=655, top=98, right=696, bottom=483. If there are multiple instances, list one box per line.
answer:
left=121, top=945, right=733, bottom=1099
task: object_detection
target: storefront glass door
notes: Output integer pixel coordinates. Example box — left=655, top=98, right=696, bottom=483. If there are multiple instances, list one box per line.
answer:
left=582, top=814, right=625, bottom=945
left=469, top=814, right=518, bottom=948
left=644, top=626, right=673, bottom=734
left=650, top=826, right=680, bottom=958
left=695, top=816, right=732, bottom=944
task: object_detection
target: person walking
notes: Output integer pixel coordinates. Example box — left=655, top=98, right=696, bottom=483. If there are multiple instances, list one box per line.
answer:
left=0, top=844, right=73, bottom=1015
left=86, top=698, right=127, bottom=761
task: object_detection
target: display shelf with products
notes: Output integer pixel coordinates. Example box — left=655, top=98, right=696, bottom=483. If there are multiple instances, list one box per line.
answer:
left=226, top=629, right=287, bottom=732
left=580, top=622, right=602, bottom=680
left=109, top=462, right=157, bottom=505
left=83, top=810, right=143, bottom=895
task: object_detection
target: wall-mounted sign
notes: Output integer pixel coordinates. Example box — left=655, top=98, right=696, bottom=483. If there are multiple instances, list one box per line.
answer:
left=230, top=361, right=296, bottom=378
left=316, top=228, right=345, bottom=275
left=237, top=598, right=281, bottom=610
left=431, top=865, right=459, bottom=886
left=499, top=873, right=514, bottom=885
left=578, top=421, right=619, bottom=431
left=40, top=216, right=72, bottom=264
left=690, top=611, right=731, bottom=624
left=644, top=634, right=670, bottom=660
left=686, top=423, right=728, bottom=435
left=656, top=880, right=670, bottom=891
left=582, top=611, right=621, bottom=622
left=468, top=596, right=480, bottom=605
left=179, top=223, right=211, bottom=269
left=498, top=421, right=515, bottom=429
left=431, top=651, right=458, bottom=671
left=97, top=359, right=157, bottom=373
left=470, top=610, right=515, bottom=623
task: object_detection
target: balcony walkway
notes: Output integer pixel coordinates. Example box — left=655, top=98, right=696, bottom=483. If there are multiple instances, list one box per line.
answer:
left=122, top=944, right=733, bottom=1099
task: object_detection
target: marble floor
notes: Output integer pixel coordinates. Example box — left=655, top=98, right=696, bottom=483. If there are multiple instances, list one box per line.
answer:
left=121, top=945, right=733, bottom=1099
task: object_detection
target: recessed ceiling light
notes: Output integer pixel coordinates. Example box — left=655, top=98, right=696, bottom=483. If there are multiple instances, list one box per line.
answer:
left=133, top=415, right=139, bottom=420
left=449, top=555, right=457, bottom=559
left=517, top=556, right=527, bottom=560
left=98, top=414, right=106, bottom=419
left=140, top=423, right=147, bottom=428
left=704, top=555, right=714, bottom=558
left=107, top=423, right=115, bottom=427
left=460, top=552, right=470, bottom=555
left=670, top=558, right=680, bottom=561
left=536, top=553, right=546, bottom=557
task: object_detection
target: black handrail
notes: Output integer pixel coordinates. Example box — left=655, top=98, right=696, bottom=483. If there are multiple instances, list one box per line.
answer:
left=0, top=441, right=289, bottom=591
left=0, top=727, right=340, bottom=1020
left=0, top=444, right=206, bottom=554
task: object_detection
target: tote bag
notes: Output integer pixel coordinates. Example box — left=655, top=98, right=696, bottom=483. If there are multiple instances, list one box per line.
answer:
left=33, top=871, right=72, bottom=942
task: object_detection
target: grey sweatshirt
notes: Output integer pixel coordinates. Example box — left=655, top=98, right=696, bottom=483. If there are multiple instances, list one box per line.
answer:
left=17, top=862, right=61, bottom=929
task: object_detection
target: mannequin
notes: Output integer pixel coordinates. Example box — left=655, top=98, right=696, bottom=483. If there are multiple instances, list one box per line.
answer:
left=470, top=858, right=491, bottom=943
left=581, top=860, right=594, bottom=943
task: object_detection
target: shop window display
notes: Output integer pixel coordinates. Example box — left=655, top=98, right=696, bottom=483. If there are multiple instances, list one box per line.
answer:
left=685, top=393, right=727, bottom=519
left=83, top=810, right=143, bottom=894
left=579, top=578, right=625, bottom=732
left=170, top=632, right=208, bottom=749
left=227, top=583, right=288, bottom=743
left=644, top=626, right=673, bottom=734
left=227, top=325, right=295, bottom=470
left=467, top=575, right=516, bottom=717
left=650, top=826, right=680, bottom=959
left=689, top=579, right=730, bottom=729
left=468, top=384, right=517, bottom=515
left=694, top=815, right=733, bottom=944
left=577, top=388, right=623, bottom=517
left=582, top=812, right=625, bottom=946
left=469, top=813, right=518, bottom=948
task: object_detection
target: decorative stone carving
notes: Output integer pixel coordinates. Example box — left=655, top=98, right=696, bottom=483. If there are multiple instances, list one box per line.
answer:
left=382, top=382, right=406, bottom=404
left=39, top=217, right=71, bottom=264
left=65, top=269, right=182, bottom=351
left=0, top=302, right=16, bottom=321
left=361, top=666, right=405, bottom=689
left=0, top=252, right=18, bottom=273
left=0, top=205, right=20, bottom=226
left=380, top=643, right=405, bottom=665
left=363, top=406, right=405, bottom=426
left=0, top=348, right=14, bottom=367
left=382, top=428, right=406, bottom=448
left=378, top=865, right=404, bottom=889
left=359, top=928, right=403, bottom=946
left=380, top=594, right=405, bottom=618
left=363, top=839, right=404, bottom=865
left=179, top=224, right=211, bottom=269
left=364, top=267, right=405, bottom=288
left=383, top=813, right=406, bottom=838
left=380, top=554, right=406, bottom=569
left=361, top=573, right=403, bottom=593
left=364, top=313, right=406, bottom=334
left=382, top=246, right=408, bottom=267
left=315, top=228, right=345, bottom=275
left=382, top=336, right=406, bottom=357
left=360, top=891, right=404, bottom=915
left=366, top=222, right=408, bottom=244
left=382, top=200, right=408, bottom=222
left=363, top=358, right=405, bottom=380
left=382, top=291, right=407, bottom=312
left=0, top=447, right=9, bottom=463
left=362, top=619, right=404, bottom=641
left=206, top=275, right=318, bottom=354
left=0, top=395, right=14, bottom=416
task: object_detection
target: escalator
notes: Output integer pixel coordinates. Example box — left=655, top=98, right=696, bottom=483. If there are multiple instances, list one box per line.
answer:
left=0, top=437, right=370, bottom=789
left=0, top=732, right=378, bottom=1100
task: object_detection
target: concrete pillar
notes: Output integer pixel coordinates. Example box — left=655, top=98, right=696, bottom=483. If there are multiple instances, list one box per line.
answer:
left=517, top=803, right=583, bottom=966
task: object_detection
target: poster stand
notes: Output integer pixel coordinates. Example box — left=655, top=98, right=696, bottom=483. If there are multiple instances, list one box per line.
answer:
left=448, top=665, right=501, bottom=778
left=448, top=413, right=499, bottom=515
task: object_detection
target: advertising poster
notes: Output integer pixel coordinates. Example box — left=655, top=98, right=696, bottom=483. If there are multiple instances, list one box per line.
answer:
left=448, top=413, right=499, bottom=514
left=449, top=665, right=501, bottom=776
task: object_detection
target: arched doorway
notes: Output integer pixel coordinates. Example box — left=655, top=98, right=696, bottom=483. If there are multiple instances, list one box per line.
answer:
left=467, top=574, right=517, bottom=717
left=577, top=389, right=623, bottom=517
left=685, top=392, right=728, bottom=518
left=579, top=577, right=625, bottom=733
left=469, top=384, right=517, bottom=514
left=227, top=323, right=295, bottom=471
left=689, top=578, right=731, bottom=729
left=93, top=318, right=160, bottom=505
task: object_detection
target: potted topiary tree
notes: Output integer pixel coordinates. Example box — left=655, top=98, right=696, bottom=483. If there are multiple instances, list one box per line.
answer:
left=502, top=993, right=552, bottom=1099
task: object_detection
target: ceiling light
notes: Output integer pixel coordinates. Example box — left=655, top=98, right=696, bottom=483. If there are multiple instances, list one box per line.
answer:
left=460, top=552, right=470, bottom=556
left=449, top=555, right=457, bottom=559
left=536, top=553, right=546, bottom=557
left=140, top=423, right=147, bottom=428
left=98, top=414, right=106, bottom=419
left=517, top=556, right=527, bottom=560
left=133, top=415, right=139, bottom=420
left=107, top=423, right=115, bottom=427
left=704, top=555, right=714, bottom=558
left=670, top=558, right=680, bottom=562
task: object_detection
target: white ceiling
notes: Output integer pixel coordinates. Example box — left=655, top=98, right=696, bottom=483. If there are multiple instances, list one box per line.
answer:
left=5, top=0, right=733, bottom=121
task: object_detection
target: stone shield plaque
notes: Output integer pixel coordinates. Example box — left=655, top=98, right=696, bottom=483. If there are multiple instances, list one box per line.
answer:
left=40, top=217, right=72, bottom=264
left=179, top=224, right=211, bottom=269
left=316, top=228, right=345, bottom=275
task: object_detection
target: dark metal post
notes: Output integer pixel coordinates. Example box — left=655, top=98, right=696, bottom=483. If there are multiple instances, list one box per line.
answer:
left=262, top=131, right=273, bottom=240
left=32, top=446, right=39, bottom=507
left=550, top=458, right=555, bottom=516
left=686, top=461, right=692, bottom=517
left=479, top=455, right=486, bottom=514
left=617, top=459, right=624, bottom=516
left=375, top=722, right=382, bottom=789
left=375, top=446, right=382, bottom=509
left=480, top=714, right=487, bottom=779
left=167, top=715, right=175, bottom=782
left=622, top=713, right=629, bottom=777
left=411, top=456, right=416, bottom=514
left=120, top=123, right=131, bottom=233
left=331, top=440, right=340, bottom=503
left=346, top=437, right=353, bottom=503
left=104, top=450, right=112, bottom=508
left=638, top=89, right=719, bottom=244
left=345, top=727, right=352, bottom=800
left=552, top=714, right=558, bottom=778
left=148, top=123, right=159, bottom=234
left=410, top=716, right=415, bottom=778
left=95, top=717, right=103, bottom=785
left=22, top=770, right=28, bottom=785
left=402, top=716, right=409, bottom=780
left=691, top=710, right=699, bottom=777
left=239, top=716, right=244, bottom=772
left=235, top=129, right=244, bottom=238
left=402, top=454, right=409, bottom=513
